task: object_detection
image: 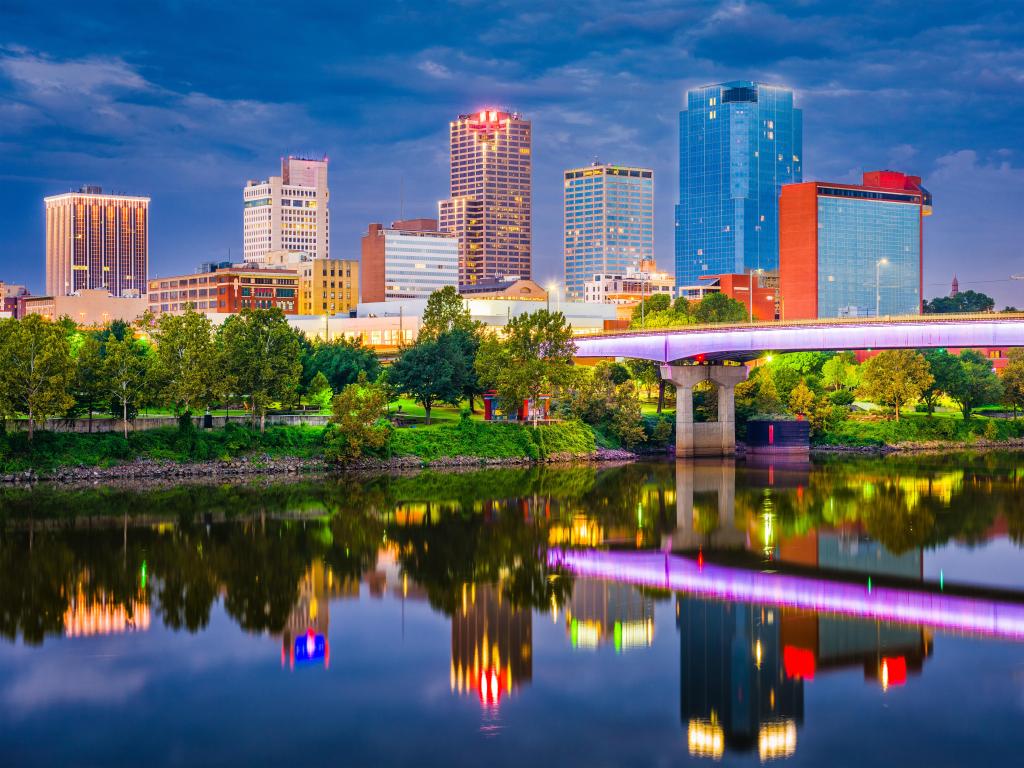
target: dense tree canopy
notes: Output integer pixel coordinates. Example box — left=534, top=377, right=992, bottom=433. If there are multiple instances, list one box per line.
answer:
left=923, top=290, right=995, bottom=314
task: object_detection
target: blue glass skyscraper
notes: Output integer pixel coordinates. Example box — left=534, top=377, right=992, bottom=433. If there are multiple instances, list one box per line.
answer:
left=675, top=81, right=802, bottom=288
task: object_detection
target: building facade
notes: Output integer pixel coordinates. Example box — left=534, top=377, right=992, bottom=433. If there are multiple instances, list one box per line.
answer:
left=676, top=272, right=779, bottom=321
left=243, top=156, right=329, bottom=264
left=264, top=250, right=358, bottom=316
left=23, top=289, right=148, bottom=326
left=458, top=277, right=547, bottom=301
left=675, top=81, right=802, bottom=287
left=439, top=110, right=531, bottom=287
left=0, top=282, right=30, bottom=318
left=361, top=219, right=458, bottom=302
left=583, top=261, right=675, bottom=305
left=779, top=171, right=931, bottom=320
left=564, top=163, right=654, bottom=300
left=147, top=265, right=300, bottom=316
left=44, top=186, right=149, bottom=298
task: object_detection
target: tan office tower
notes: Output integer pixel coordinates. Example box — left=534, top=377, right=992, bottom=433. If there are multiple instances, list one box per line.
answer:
left=44, top=186, right=150, bottom=297
left=439, top=109, right=531, bottom=287
left=243, top=156, right=330, bottom=264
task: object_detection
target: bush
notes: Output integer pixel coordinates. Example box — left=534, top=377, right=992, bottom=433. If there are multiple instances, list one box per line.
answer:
left=389, top=419, right=596, bottom=461
left=828, top=389, right=855, bottom=407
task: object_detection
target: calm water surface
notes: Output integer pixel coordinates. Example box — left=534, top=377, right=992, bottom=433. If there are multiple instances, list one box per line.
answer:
left=2, top=453, right=1024, bottom=767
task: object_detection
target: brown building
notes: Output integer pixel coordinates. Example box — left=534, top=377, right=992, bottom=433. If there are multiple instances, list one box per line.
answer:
left=297, top=258, right=358, bottom=316
left=458, top=277, right=547, bottom=301
left=439, top=110, right=532, bottom=287
left=44, top=186, right=149, bottom=298
left=0, top=282, right=30, bottom=318
left=361, top=219, right=459, bottom=302
left=148, top=265, right=299, bottom=316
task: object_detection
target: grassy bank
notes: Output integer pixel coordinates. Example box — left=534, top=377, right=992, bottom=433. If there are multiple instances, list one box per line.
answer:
left=389, top=419, right=597, bottom=461
left=0, top=424, right=324, bottom=473
left=818, top=413, right=1024, bottom=448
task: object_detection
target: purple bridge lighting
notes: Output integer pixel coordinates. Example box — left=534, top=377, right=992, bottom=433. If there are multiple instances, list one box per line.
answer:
left=547, top=548, right=1024, bottom=642
left=571, top=316, right=1024, bottom=362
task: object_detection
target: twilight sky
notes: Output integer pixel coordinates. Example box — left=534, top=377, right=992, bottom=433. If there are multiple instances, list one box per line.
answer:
left=2, top=0, right=1023, bottom=305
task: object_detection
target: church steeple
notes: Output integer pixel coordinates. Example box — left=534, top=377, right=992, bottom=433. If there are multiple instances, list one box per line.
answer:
left=951, top=275, right=959, bottom=297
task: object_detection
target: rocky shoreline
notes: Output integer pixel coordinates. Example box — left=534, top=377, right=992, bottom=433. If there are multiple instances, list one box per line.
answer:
left=0, top=447, right=639, bottom=486
left=811, top=437, right=1024, bottom=455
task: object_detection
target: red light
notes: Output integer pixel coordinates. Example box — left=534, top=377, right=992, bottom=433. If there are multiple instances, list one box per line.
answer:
left=695, top=354, right=705, bottom=363
left=881, top=656, right=907, bottom=686
left=697, top=550, right=704, bottom=570
left=784, top=645, right=816, bottom=680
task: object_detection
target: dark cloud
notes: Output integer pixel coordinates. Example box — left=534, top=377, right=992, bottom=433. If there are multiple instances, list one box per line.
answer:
left=0, top=0, right=1022, bottom=305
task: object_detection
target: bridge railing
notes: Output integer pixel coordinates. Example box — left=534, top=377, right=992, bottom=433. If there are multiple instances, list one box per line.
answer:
left=575, top=312, right=1024, bottom=339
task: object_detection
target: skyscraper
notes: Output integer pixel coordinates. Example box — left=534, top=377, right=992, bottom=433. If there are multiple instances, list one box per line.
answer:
left=779, top=170, right=931, bottom=319
left=44, top=186, right=149, bottom=298
left=439, top=109, right=531, bottom=287
left=564, top=162, right=654, bottom=300
left=243, top=156, right=329, bottom=264
left=675, top=81, right=802, bottom=288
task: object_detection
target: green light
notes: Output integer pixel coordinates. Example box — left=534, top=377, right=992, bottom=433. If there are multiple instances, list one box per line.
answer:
left=140, top=560, right=148, bottom=590
left=940, top=570, right=944, bottom=591
left=570, top=618, right=579, bottom=648
left=867, top=577, right=872, bottom=594
left=637, top=503, right=643, bottom=527
left=614, top=621, right=622, bottom=653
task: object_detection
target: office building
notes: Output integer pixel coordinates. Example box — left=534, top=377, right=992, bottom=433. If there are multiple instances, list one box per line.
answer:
left=264, top=250, right=358, bottom=316
left=147, top=264, right=299, bottom=316
left=44, top=186, right=149, bottom=298
left=0, top=282, right=30, bottom=318
left=564, top=163, right=653, bottom=300
left=361, top=219, right=458, bottom=302
left=583, top=260, right=674, bottom=305
left=676, top=272, right=778, bottom=321
left=243, top=156, right=329, bottom=264
left=779, top=171, right=932, bottom=319
left=439, top=109, right=531, bottom=286
left=675, top=81, right=802, bottom=287
left=458, top=276, right=547, bottom=301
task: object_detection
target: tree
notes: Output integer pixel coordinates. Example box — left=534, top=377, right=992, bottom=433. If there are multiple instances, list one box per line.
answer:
left=857, top=350, right=933, bottom=421
left=918, top=349, right=960, bottom=416
left=821, top=352, right=857, bottom=392
left=307, top=371, right=334, bottom=411
left=218, top=308, right=302, bottom=432
left=693, top=292, right=748, bottom=324
left=443, top=327, right=484, bottom=412
left=387, top=335, right=466, bottom=424
left=1004, top=349, right=1024, bottom=418
left=151, top=307, right=222, bottom=417
left=923, top=290, right=995, bottom=314
left=324, top=373, right=391, bottom=461
left=788, top=380, right=816, bottom=418
left=0, top=315, right=75, bottom=440
left=940, top=350, right=1003, bottom=420
left=420, top=286, right=473, bottom=339
left=301, top=337, right=380, bottom=394
left=475, top=310, right=577, bottom=424
left=72, top=334, right=105, bottom=431
left=625, top=358, right=663, bottom=411
left=103, top=335, right=152, bottom=438
left=562, top=364, right=645, bottom=447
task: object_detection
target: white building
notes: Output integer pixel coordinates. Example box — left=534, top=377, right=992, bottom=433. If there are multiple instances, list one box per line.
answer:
left=361, top=219, right=459, bottom=302
left=583, top=262, right=675, bottom=304
left=243, top=156, right=329, bottom=264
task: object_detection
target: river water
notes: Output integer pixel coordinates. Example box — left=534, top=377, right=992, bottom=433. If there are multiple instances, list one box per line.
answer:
left=2, top=453, right=1023, bottom=766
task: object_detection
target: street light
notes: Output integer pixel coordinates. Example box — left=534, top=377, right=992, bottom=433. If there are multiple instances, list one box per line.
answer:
left=875, top=258, right=889, bottom=318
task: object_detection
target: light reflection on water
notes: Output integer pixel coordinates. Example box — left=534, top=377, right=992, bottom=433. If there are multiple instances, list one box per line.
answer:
left=1, top=452, right=1024, bottom=766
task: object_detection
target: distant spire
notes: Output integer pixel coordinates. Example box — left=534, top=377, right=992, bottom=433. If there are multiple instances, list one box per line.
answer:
left=951, top=275, right=959, bottom=297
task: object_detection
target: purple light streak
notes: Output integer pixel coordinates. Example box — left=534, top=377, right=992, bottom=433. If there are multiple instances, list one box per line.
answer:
left=547, top=548, right=1024, bottom=641
left=573, top=319, right=1024, bottom=362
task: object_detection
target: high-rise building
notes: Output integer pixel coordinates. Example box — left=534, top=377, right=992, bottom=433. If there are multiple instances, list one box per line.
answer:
left=564, top=163, right=654, bottom=300
left=44, top=186, right=149, bottom=298
left=439, top=109, right=531, bottom=287
left=779, top=170, right=932, bottom=320
left=675, top=81, right=802, bottom=287
left=361, top=219, right=459, bottom=302
left=243, top=156, right=329, bottom=264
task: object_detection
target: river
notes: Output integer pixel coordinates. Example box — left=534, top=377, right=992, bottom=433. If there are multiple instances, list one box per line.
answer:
left=1, top=453, right=1023, bottom=766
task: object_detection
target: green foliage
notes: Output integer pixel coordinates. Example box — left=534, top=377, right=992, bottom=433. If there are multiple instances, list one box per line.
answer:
left=475, top=310, right=576, bottom=421
left=857, top=350, right=933, bottom=421
left=389, top=419, right=595, bottom=461
left=301, top=337, right=380, bottom=393
left=151, top=308, right=223, bottom=415
left=387, top=334, right=468, bottom=424
left=818, top=413, right=1024, bottom=447
left=939, top=350, right=1003, bottom=420
left=102, top=335, right=153, bottom=438
left=0, top=315, right=75, bottom=440
left=1001, top=358, right=1024, bottom=416
left=70, top=333, right=105, bottom=425
left=735, top=368, right=785, bottom=429
left=560, top=363, right=646, bottom=448
left=828, top=388, right=856, bottom=407
left=419, top=286, right=474, bottom=339
left=307, top=371, right=334, bottom=410
left=693, top=291, right=748, bottom=324
left=923, top=290, right=995, bottom=314
left=918, top=349, right=960, bottom=415
left=821, top=352, right=858, bottom=392
left=324, top=374, right=391, bottom=461
left=788, top=380, right=816, bottom=417
left=624, top=358, right=660, bottom=399
left=218, top=308, right=302, bottom=431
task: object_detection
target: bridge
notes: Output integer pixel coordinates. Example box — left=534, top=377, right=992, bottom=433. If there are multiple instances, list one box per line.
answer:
left=571, top=314, right=1024, bottom=456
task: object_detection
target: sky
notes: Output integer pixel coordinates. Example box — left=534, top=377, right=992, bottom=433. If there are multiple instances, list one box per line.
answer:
left=1, top=0, right=1023, bottom=306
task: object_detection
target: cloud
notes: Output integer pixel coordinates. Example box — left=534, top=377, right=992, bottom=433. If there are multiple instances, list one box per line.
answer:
left=418, top=60, right=452, bottom=79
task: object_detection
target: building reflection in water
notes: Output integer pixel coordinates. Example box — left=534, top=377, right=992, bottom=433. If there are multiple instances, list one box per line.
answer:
left=565, top=579, right=653, bottom=652
left=451, top=583, right=532, bottom=707
left=63, top=565, right=151, bottom=638
left=279, top=559, right=358, bottom=670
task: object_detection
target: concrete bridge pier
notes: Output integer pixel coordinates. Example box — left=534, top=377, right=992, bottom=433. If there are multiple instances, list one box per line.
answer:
left=660, top=364, right=749, bottom=458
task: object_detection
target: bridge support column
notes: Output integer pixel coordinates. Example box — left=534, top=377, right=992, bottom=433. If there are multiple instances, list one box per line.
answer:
left=660, top=364, right=748, bottom=458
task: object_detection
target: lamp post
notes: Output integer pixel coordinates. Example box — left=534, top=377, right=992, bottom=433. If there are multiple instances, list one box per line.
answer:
left=875, top=258, right=889, bottom=318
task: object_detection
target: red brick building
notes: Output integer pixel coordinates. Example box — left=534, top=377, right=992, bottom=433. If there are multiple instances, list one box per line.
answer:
left=148, top=266, right=300, bottom=316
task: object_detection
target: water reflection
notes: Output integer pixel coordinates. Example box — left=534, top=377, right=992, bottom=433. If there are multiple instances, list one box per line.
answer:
left=1, top=454, right=1024, bottom=764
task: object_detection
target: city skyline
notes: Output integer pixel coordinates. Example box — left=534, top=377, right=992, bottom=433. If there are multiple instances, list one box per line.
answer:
left=2, top=2, right=1023, bottom=305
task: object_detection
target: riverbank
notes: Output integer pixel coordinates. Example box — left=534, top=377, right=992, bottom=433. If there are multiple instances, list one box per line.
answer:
left=812, top=436, right=1024, bottom=455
